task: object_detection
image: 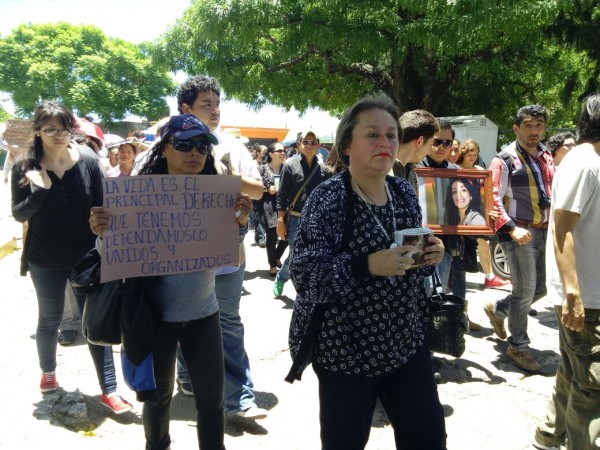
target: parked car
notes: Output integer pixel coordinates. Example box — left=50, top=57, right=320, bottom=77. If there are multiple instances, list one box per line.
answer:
left=490, top=234, right=510, bottom=280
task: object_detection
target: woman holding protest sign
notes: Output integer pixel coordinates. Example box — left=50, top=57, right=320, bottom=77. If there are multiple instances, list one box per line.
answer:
left=90, top=114, right=252, bottom=450
left=10, top=100, right=132, bottom=413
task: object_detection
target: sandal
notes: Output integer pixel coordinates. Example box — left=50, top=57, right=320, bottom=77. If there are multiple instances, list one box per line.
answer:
left=269, top=267, right=278, bottom=277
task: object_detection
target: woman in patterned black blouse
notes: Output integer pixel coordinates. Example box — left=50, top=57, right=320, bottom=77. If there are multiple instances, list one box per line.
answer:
left=287, top=95, right=447, bottom=450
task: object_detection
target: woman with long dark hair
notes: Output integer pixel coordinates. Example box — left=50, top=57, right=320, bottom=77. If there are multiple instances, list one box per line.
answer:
left=444, top=178, right=485, bottom=226
left=11, top=101, right=131, bottom=413
left=91, top=114, right=252, bottom=450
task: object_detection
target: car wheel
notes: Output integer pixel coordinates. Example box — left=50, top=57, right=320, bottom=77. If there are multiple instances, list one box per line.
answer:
left=490, top=236, right=511, bottom=280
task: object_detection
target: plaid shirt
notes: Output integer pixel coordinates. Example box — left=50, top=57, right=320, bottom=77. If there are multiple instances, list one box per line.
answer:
left=489, top=141, right=555, bottom=232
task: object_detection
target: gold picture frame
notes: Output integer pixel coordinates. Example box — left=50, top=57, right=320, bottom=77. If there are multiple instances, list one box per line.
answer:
left=413, top=168, right=494, bottom=235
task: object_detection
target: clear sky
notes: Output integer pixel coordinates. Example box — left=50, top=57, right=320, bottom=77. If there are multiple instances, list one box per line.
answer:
left=0, top=0, right=340, bottom=139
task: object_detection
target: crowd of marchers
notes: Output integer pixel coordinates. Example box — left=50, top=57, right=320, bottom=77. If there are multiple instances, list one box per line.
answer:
left=5, top=74, right=600, bottom=450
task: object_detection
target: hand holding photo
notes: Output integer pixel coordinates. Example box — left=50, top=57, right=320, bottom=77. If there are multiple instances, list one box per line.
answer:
left=394, top=227, right=434, bottom=269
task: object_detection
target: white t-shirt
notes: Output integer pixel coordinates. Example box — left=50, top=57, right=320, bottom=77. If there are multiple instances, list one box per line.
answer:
left=212, top=129, right=261, bottom=181
left=546, top=143, right=600, bottom=309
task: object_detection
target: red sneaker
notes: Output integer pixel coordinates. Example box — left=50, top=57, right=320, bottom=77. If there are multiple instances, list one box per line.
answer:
left=484, top=275, right=511, bottom=289
left=101, top=393, right=133, bottom=414
left=40, top=371, right=58, bottom=393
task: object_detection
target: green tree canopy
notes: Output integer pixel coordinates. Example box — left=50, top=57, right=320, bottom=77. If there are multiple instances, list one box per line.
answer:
left=0, top=23, right=176, bottom=122
left=153, top=0, right=596, bottom=130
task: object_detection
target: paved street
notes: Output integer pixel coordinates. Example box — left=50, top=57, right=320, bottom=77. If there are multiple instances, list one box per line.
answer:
left=0, top=180, right=557, bottom=449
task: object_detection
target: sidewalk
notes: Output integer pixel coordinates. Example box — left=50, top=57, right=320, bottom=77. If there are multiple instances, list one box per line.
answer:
left=0, top=180, right=21, bottom=258
left=0, top=200, right=559, bottom=449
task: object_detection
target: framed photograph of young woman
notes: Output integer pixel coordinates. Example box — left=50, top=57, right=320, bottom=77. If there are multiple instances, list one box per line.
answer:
left=413, top=168, right=494, bottom=235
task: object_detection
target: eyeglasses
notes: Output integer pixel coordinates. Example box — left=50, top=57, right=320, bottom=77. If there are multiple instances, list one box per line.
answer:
left=40, top=128, right=71, bottom=137
left=302, top=140, right=318, bottom=146
left=272, top=150, right=286, bottom=154
left=168, top=138, right=212, bottom=154
left=433, top=138, right=452, bottom=148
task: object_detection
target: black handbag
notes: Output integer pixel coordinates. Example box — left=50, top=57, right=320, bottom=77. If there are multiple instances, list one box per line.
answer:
left=70, top=247, right=123, bottom=346
left=426, top=272, right=469, bottom=358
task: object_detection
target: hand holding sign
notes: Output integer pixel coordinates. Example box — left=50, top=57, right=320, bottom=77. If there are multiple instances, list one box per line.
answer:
left=96, top=174, right=243, bottom=282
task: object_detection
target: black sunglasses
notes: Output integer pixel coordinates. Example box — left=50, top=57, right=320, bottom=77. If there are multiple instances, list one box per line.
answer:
left=433, top=138, right=452, bottom=148
left=168, top=138, right=212, bottom=154
left=302, top=140, right=318, bottom=146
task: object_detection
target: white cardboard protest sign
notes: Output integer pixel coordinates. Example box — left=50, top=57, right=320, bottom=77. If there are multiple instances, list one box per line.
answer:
left=100, top=174, right=241, bottom=282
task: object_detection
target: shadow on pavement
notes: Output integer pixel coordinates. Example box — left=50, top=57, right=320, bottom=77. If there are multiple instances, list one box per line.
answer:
left=33, top=388, right=141, bottom=433
left=487, top=340, right=559, bottom=377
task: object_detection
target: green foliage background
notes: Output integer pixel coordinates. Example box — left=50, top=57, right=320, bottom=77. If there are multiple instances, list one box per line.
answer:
left=152, top=0, right=598, bottom=131
left=0, top=23, right=176, bottom=122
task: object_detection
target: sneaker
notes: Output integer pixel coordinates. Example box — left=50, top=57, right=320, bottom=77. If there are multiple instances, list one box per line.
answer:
left=235, top=405, right=267, bottom=420
left=507, top=347, right=541, bottom=371
left=533, top=428, right=564, bottom=450
left=40, top=371, right=58, bottom=393
left=101, top=393, right=133, bottom=414
left=484, top=302, right=507, bottom=340
left=273, top=279, right=285, bottom=297
left=258, top=239, right=266, bottom=248
left=484, top=275, right=511, bottom=289
left=58, top=330, right=77, bottom=346
left=177, top=379, right=194, bottom=397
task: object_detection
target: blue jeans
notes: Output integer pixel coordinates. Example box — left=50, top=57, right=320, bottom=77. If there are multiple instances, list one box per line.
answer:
left=436, top=251, right=466, bottom=299
left=314, top=348, right=447, bottom=450
left=276, top=215, right=300, bottom=284
left=493, top=228, right=547, bottom=350
left=28, top=262, right=117, bottom=394
left=144, top=313, right=225, bottom=450
left=176, top=262, right=256, bottom=414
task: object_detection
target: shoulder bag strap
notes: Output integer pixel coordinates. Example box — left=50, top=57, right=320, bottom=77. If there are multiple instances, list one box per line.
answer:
left=288, top=162, right=320, bottom=211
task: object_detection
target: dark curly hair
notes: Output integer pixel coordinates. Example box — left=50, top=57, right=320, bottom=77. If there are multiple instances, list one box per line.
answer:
left=176, top=76, right=221, bottom=114
left=577, top=93, right=600, bottom=144
left=547, top=131, right=575, bottom=157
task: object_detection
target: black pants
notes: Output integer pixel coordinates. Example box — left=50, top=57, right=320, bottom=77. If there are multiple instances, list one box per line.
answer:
left=143, top=312, right=225, bottom=450
left=265, top=227, right=288, bottom=268
left=314, top=348, right=447, bottom=450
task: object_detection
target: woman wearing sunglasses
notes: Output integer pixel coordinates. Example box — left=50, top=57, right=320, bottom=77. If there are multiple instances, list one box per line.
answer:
left=257, top=142, right=288, bottom=276
left=90, top=114, right=252, bottom=450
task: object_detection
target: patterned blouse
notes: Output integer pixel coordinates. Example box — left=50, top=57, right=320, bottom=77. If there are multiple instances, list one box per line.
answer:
left=289, top=171, right=434, bottom=377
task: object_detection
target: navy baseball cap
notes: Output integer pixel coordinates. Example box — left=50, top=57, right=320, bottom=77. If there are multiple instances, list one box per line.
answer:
left=160, top=114, right=218, bottom=144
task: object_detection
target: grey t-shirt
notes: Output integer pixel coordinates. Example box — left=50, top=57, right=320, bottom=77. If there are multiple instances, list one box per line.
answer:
left=152, top=270, right=218, bottom=322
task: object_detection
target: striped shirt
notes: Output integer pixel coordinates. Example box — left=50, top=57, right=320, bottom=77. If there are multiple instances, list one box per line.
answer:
left=489, top=141, right=555, bottom=232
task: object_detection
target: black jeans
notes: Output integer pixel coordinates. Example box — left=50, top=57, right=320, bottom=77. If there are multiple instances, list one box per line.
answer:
left=28, top=262, right=117, bottom=394
left=265, top=227, right=288, bottom=268
left=143, top=312, right=225, bottom=450
left=314, top=348, right=447, bottom=450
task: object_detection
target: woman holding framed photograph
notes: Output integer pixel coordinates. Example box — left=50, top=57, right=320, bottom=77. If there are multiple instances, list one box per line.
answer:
left=287, top=95, right=446, bottom=450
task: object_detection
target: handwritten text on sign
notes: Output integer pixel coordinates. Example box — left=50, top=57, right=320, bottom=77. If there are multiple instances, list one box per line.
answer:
left=101, top=174, right=241, bottom=282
